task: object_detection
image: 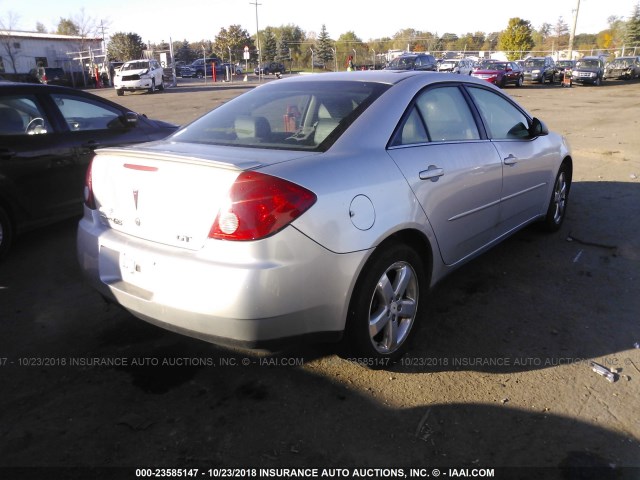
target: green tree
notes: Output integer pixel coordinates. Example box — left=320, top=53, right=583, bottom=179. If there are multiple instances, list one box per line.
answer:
left=35, top=22, right=47, bottom=33
left=56, top=18, right=79, bottom=36
left=498, top=18, right=534, bottom=60
left=336, top=30, right=361, bottom=67
left=173, top=39, right=196, bottom=64
left=261, top=28, right=277, bottom=61
left=626, top=2, right=640, bottom=48
left=107, top=32, right=145, bottom=61
left=214, top=24, right=253, bottom=64
left=316, top=24, right=334, bottom=69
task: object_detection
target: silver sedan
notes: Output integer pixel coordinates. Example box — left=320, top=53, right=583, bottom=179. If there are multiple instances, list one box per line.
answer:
left=77, top=71, right=572, bottom=361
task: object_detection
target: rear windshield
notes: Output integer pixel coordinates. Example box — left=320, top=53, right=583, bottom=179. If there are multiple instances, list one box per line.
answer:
left=171, top=81, right=389, bottom=151
left=387, top=57, right=417, bottom=69
left=524, top=59, right=545, bottom=67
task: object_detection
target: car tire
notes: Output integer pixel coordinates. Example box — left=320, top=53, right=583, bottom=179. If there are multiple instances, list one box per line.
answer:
left=0, top=205, right=13, bottom=260
left=346, top=242, right=428, bottom=364
left=158, top=78, right=164, bottom=91
left=116, top=89, right=124, bottom=96
left=499, top=77, right=506, bottom=88
left=541, top=163, right=571, bottom=232
left=148, top=79, right=155, bottom=93
left=516, top=75, right=523, bottom=87
left=594, top=76, right=601, bottom=86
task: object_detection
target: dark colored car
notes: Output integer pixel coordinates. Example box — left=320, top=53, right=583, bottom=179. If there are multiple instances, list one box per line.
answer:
left=0, top=83, right=178, bottom=258
left=572, top=57, right=605, bottom=86
left=522, top=57, right=557, bottom=84
left=181, top=57, right=222, bottom=78
left=554, top=60, right=576, bottom=82
left=471, top=60, right=524, bottom=88
left=29, top=67, right=71, bottom=87
left=254, top=62, right=286, bottom=75
left=604, top=56, right=640, bottom=80
left=385, top=54, right=438, bottom=71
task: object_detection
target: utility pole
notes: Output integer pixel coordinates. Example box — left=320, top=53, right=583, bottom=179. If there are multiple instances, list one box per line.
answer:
left=568, top=0, right=581, bottom=60
left=250, top=1, right=262, bottom=80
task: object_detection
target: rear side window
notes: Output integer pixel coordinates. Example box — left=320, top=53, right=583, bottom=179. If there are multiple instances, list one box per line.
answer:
left=391, top=86, right=480, bottom=146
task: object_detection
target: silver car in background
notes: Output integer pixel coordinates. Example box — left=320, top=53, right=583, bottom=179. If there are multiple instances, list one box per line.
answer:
left=78, top=71, right=572, bottom=362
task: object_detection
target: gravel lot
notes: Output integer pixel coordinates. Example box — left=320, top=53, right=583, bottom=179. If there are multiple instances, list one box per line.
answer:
left=1, top=75, right=639, bottom=479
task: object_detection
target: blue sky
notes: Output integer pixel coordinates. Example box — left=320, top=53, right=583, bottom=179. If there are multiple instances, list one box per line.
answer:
left=1, top=0, right=635, bottom=43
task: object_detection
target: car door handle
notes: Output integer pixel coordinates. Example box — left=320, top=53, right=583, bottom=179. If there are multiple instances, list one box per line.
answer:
left=0, top=148, right=16, bottom=159
left=419, top=165, right=444, bottom=181
left=503, top=154, right=518, bottom=165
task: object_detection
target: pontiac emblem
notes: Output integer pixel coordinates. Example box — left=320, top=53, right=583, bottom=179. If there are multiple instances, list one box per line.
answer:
left=133, top=190, right=139, bottom=210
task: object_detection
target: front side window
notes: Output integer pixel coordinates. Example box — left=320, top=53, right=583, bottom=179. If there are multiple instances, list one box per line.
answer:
left=51, top=94, right=121, bottom=131
left=0, top=95, right=51, bottom=135
left=467, top=87, right=530, bottom=140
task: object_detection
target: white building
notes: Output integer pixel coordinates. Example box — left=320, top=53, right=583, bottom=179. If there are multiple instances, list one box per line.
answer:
left=0, top=30, right=102, bottom=75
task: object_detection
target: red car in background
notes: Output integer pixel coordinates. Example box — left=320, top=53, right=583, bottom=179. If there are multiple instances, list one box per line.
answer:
left=471, top=60, right=524, bottom=88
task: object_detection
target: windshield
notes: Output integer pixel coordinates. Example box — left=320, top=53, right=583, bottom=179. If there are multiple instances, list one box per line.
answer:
left=387, top=57, right=417, bottom=69
left=123, top=62, right=149, bottom=71
left=557, top=61, right=573, bottom=67
left=524, top=59, right=545, bottom=67
left=170, top=80, right=389, bottom=151
left=609, top=58, right=632, bottom=67
left=478, top=61, right=506, bottom=70
left=576, top=59, right=600, bottom=68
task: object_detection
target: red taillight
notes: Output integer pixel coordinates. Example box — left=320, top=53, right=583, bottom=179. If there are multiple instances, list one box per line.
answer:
left=84, top=161, right=96, bottom=209
left=209, top=171, right=316, bottom=241
left=41, top=74, right=48, bottom=84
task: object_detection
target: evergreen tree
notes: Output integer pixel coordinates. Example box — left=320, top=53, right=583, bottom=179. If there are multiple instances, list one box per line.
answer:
left=626, top=2, right=640, bottom=47
left=261, top=28, right=277, bottom=61
left=316, top=25, right=334, bottom=69
left=497, top=18, right=534, bottom=60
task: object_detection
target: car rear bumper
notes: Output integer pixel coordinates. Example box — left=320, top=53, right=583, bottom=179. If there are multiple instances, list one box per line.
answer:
left=77, top=209, right=367, bottom=346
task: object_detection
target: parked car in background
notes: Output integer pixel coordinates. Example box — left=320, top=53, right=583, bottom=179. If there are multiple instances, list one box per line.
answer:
left=437, top=58, right=474, bottom=75
left=78, top=71, right=572, bottom=362
left=114, top=59, right=165, bottom=95
left=385, top=53, right=438, bottom=71
left=28, top=67, right=71, bottom=87
left=254, top=62, right=286, bottom=75
left=554, top=60, right=576, bottom=82
left=604, top=56, right=640, bottom=80
left=572, top=57, right=605, bottom=86
left=522, top=57, right=556, bottom=83
left=471, top=60, right=524, bottom=88
left=180, top=57, right=222, bottom=78
left=0, top=82, right=178, bottom=259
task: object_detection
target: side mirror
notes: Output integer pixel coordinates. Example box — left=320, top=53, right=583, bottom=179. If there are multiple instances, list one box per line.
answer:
left=529, top=117, right=548, bottom=137
left=108, top=112, right=139, bottom=130
left=123, top=111, right=139, bottom=127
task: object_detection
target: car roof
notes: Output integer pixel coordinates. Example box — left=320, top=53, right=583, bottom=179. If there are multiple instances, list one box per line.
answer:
left=271, top=70, right=493, bottom=89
